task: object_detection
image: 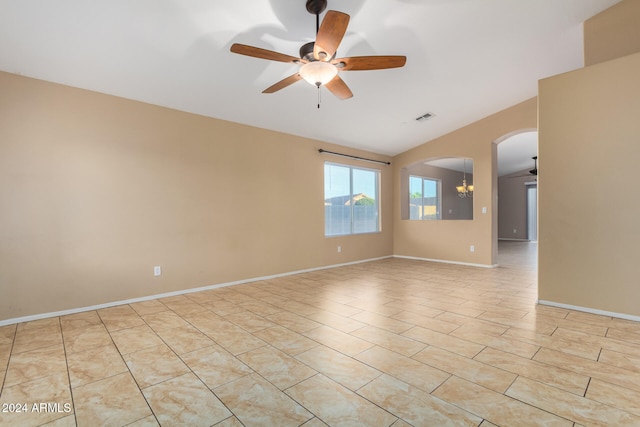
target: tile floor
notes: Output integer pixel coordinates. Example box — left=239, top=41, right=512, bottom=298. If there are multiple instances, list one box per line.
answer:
left=2, top=241, right=640, bottom=426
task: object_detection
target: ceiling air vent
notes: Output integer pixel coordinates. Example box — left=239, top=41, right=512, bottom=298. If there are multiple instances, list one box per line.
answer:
left=416, top=112, right=434, bottom=122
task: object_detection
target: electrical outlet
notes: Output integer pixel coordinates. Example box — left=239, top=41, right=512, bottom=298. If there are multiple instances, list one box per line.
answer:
left=154, top=266, right=161, bottom=276
left=482, top=207, right=487, bottom=214
left=337, top=246, right=342, bottom=253
left=470, top=245, right=475, bottom=253
left=513, top=228, right=517, bottom=234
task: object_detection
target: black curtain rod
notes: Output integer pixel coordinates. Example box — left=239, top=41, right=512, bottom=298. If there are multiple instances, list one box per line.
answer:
left=318, top=149, right=391, bottom=165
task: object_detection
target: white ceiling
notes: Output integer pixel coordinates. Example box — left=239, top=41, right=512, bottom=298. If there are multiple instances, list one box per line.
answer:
left=497, top=131, right=538, bottom=176
left=0, top=0, right=620, bottom=163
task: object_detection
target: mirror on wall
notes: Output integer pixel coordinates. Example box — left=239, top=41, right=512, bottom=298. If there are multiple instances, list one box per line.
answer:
left=401, top=157, right=474, bottom=220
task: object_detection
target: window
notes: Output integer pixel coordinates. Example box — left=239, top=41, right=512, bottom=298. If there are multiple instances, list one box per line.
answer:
left=324, top=162, right=380, bottom=236
left=409, top=175, right=441, bottom=220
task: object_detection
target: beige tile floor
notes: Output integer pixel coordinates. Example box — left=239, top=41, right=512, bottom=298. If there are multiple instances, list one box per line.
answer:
left=2, top=241, right=640, bottom=426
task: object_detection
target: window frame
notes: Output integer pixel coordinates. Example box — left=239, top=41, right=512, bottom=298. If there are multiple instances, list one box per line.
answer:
left=324, top=162, right=381, bottom=236
left=409, top=175, right=442, bottom=220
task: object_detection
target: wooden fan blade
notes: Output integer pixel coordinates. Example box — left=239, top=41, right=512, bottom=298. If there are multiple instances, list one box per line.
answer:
left=230, top=43, right=301, bottom=64
left=262, top=73, right=302, bottom=93
left=314, top=11, right=350, bottom=61
left=333, top=56, right=407, bottom=71
left=325, top=75, right=353, bottom=100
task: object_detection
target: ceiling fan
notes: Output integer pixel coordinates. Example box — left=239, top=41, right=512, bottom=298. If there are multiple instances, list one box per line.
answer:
left=509, top=156, right=538, bottom=178
left=529, top=156, right=538, bottom=176
left=230, top=0, right=406, bottom=102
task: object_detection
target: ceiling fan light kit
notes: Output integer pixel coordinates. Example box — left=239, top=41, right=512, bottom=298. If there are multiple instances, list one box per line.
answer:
left=299, top=61, right=338, bottom=87
left=229, top=0, right=406, bottom=104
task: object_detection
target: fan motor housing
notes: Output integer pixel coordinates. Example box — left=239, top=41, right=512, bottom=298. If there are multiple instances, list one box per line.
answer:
left=300, top=42, right=315, bottom=61
left=299, top=41, right=336, bottom=62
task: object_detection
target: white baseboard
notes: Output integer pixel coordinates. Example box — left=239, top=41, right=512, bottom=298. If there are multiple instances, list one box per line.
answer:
left=538, top=300, right=640, bottom=323
left=498, top=238, right=531, bottom=242
left=7, top=256, right=639, bottom=326
left=393, top=255, right=497, bottom=269
left=0, top=256, right=393, bottom=327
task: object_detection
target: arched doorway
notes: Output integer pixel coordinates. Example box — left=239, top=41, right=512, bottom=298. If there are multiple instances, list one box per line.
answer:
left=494, top=129, right=538, bottom=268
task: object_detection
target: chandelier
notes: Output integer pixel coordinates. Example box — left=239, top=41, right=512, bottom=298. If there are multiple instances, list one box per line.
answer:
left=456, top=159, right=474, bottom=198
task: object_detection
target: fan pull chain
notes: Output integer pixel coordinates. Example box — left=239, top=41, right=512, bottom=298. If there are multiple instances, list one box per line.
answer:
left=317, top=84, right=321, bottom=109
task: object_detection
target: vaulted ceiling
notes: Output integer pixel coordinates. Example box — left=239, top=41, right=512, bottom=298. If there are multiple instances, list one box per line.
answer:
left=0, top=0, right=620, bottom=161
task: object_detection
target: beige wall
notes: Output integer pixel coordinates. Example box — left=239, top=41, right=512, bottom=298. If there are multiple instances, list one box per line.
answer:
left=392, top=98, right=538, bottom=266
left=584, top=0, right=640, bottom=66
left=538, top=52, right=640, bottom=316
left=0, top=71, right=393, bottom=321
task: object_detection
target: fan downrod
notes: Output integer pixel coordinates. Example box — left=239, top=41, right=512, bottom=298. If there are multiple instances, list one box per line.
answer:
left=306, top=0, right=327, bottom=15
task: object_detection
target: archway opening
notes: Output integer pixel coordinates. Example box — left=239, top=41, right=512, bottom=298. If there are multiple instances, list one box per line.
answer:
left=494, top=129, right=538, bottom=268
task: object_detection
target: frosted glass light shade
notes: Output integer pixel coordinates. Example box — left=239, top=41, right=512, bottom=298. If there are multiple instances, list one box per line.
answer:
left=299, top=61, right=338, bottom=87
